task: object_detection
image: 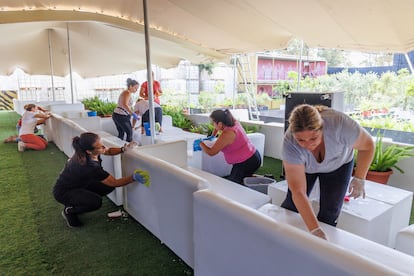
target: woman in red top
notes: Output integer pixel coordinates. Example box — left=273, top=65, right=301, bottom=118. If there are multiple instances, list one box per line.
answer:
left=139, top=71, right=163, bottom=104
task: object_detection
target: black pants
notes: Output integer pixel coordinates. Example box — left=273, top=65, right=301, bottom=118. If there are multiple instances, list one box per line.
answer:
left=58, top=181, right=114, bottom=215
left=141, top=107, right=163, bottom=126
left=281, top=160, right=354, bottom=226
left=112, top=113, right=133, bottom=142
left=226, top=150, right=261, bottom=184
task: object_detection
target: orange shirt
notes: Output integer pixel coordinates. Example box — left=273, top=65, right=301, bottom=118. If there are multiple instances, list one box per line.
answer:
left=140, top=81, right=161, bottom=104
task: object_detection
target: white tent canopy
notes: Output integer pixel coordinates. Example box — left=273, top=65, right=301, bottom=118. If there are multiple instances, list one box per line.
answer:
left=2, top=0, right=414, bottom=77
left=0, top=20, right=224, bottom=77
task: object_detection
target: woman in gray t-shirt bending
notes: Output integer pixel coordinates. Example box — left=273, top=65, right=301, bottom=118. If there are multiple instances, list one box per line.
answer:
left=281, top=104, right=374, bottom=240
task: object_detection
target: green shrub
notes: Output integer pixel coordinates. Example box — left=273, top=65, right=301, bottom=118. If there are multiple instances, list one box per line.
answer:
left=81, top=96, right=117, bottom=116
left=189, top=123, right=215, bottom=135
left=162, top=105, right=193, bottom=130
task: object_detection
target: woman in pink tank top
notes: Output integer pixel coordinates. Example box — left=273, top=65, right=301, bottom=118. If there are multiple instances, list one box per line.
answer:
left=199, top=109, right=261, bottom=184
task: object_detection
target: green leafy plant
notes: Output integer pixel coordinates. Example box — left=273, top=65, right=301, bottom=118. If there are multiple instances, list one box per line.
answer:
left=162, top=105, right=194, bottom=130
left=81, top=96, right=117, bottom=116
left=189, top=123, right=215, bottom=135
left=198, top=62, right=215, bottom=75
left=241, top=123, right=260, bottom=134
left=369, top=132, right=414, bottom=173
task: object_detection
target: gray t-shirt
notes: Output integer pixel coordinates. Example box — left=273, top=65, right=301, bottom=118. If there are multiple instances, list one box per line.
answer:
left=282, top=108, right=360, bottom=174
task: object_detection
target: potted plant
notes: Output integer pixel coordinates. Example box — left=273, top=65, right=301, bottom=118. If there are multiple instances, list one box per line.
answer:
left=365, top=131, right=414, bottom=184
left=81, top=97, right=117, bottom=117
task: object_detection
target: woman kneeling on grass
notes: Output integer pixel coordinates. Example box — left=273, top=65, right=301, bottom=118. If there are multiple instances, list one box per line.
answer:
left=53, top=132, right=149, bottom=228
left=18, top=104, right=51, bottom=151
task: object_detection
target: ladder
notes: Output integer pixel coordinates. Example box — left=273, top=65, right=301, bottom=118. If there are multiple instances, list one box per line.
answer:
left=235, top=54, right=260, bottom=120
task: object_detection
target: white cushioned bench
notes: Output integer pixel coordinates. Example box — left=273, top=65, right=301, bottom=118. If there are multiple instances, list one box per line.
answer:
left=396, top=224, right=414, bottom=256
left=194, top=189, right=414, bottom=275
left=267, top=180, right=407, bottom=246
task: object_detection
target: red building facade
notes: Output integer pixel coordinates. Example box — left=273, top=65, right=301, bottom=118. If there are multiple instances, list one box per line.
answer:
left=256, top=55, right=327, bottom=96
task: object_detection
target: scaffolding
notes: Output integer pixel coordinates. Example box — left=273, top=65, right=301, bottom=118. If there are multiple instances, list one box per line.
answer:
left=234, top=54, right=260, bottom=120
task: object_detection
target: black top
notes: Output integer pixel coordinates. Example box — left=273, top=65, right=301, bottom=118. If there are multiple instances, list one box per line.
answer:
left=53, top=156, right=109, bottom=199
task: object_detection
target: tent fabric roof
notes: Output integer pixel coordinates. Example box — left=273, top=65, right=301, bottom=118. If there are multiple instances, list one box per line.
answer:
left=1, top=0, right=414, bottom=76
left=0, top=20, right=224, bottom=77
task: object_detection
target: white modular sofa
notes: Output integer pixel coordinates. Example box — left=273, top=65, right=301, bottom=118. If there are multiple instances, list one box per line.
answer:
left=13, top=99, right=67, bottom=115
left=44, top=113, right=88, bottom=157
left=194, top=189, right=414, bottom=276
left=44, top=111, right=414, bottom=274
left=396, top=224, right=414, bottom=257
left=121, top=140, right=271, bottom=267
left=268, top=180, right=413, bottom=248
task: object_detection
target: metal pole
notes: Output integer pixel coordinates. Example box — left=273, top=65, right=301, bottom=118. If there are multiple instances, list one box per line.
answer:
left=186, top=63, right=190, bottom=114
left=47, top=29, right=56, bottom=102
left=297, top=40, right=304, bottom=91
left=143, top=0, right=156, bottom=144
left=66, top=23, right=74, bottom=103
left=232, top=56, right=237, bottom=109
left=404, top=53, right=414, bottom=75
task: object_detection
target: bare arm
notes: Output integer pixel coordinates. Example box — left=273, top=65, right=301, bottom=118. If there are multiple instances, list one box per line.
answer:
left=283, top=161, right=320, bottom=232
left=36, top=106, right=48, bottom=113
left=139, top=85, right=147, bottom=99
left=132, top=111, right=140, bottom=127
left=157, top=85, right=163, bottom=96
left=35, top=113, right=51, bottom=125
left=120, top=91, right=134, bottom=114
left=353, top=126, right=375, bottom=179
left=34, top=113, right=51, bottom=119
left=103, top=147, right=124, bottom=156
left=200, top=129, right=235, bottom=156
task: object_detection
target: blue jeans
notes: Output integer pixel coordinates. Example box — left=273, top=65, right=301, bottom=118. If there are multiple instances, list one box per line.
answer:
left=112, top=113, right=133, bottom=142
left=281, top=160, right=354, bottom=226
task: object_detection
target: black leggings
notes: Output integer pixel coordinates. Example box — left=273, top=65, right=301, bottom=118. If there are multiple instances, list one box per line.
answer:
left=281, top=160, right=354, bottom=226
left=112, top=113, right=133, bottom=142
left=58, top=181, right=114, bottom=215
left=226, top=150, right=261, bottom=184
left=141, top=107, right=163, bottom=126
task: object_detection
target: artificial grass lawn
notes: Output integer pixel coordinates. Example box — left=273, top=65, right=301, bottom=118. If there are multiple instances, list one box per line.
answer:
left=0, top=111, right=192, bottom=275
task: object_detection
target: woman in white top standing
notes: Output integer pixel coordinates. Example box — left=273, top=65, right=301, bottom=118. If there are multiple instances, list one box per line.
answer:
left=18, top=104, right=51, bottom=151
left=112, top=78, right=140, bottom=142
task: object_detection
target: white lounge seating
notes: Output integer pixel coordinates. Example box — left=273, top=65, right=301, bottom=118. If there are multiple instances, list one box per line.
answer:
left=395, top=224, right=414, bottom=256
left=43, top=110, right=414, bottom=274
left=268, top=180, right=413, bottom=247
left=194, top=189, right=414, bottom=276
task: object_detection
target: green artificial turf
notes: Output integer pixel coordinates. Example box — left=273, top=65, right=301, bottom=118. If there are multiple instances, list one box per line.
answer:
left=256, top=156, right=283, bottom=181
left=0, top=110, right=192, bottom=275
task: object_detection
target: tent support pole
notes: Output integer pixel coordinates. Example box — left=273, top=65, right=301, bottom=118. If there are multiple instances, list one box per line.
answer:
left=297, top=40, right=304, bottom=91
left=47, top=29, right=55, bottom=102
left=404, top=53, right=414, bottom=75
left=66, top=23, right=74, bottom=104
left=143, top=0, right=156, bottom=144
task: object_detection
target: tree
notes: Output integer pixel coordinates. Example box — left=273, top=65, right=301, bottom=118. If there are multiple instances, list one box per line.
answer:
left=316, top=48, right=347, bottom=66
left=198, top=62, right=215, bottom=93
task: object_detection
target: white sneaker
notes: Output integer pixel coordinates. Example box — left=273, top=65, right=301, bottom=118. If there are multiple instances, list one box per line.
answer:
left=18, top=141, right=26, bottom=152
left=107, top=209, right=127, bottom=218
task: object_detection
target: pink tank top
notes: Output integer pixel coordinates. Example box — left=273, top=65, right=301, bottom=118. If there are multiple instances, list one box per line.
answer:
left=221, top=121, right=256, bottom=164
